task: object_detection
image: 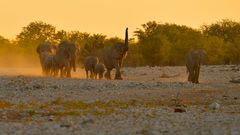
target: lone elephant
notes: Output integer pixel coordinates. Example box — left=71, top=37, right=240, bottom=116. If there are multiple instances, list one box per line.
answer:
left=185, top=49, right=207, bottom=83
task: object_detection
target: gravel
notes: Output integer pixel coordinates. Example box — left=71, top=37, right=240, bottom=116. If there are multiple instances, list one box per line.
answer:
left=0, top=65, right=239, bottom=135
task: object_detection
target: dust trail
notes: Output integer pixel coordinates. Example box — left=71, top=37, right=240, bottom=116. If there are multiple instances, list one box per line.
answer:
left=0, top=68, right=42, bottom=76
left=0, top=48, right=86, bottom=77
left=0, top=67, right=86, bottom=78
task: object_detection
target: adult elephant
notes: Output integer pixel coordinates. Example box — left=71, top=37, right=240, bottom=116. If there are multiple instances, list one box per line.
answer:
left=185, top=49, right=207, bottom=83
left=55, top=41, right=80, bottom=77
left=36, top=42, right=57, bottom=75
left=102, top=28, right=128, bottom=80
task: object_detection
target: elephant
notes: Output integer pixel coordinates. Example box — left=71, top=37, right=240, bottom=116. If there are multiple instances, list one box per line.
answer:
left=39, top=52, right=59, bottom=77
left=36, top=42, right=57, bottom=75
left=55, top=41, right=80, bottom=77
left=185, top=49, right=207, bottom=83
left=102, top=28, right=128, bottom=80
left=83, top=56, right=99, bottom=79
left=45, top=55, right=59, bottom=77
left=94, top=63, right=105, bottom=79
left=36, top=42, right=56, bottom=55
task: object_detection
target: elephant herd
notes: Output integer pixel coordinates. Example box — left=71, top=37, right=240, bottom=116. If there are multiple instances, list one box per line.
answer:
left=37, top=28, right=129, bottom=80
left=36, top=28, right=206, bottom=83
left=37, top=41, right=80, bottom=78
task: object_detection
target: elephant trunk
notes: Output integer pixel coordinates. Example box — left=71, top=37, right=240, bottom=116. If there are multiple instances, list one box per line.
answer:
left=125, top=27, right=128, bottom=51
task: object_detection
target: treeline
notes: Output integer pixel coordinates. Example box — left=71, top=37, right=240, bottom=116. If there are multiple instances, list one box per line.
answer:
left=1, top=19, right=240, bottom=67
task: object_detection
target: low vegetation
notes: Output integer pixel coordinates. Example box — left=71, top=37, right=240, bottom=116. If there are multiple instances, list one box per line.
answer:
left=1, top=19, right=240, bottom=67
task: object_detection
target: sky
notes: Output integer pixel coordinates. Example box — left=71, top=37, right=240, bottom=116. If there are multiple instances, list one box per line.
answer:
left=0, top=0, right=239, bottom=39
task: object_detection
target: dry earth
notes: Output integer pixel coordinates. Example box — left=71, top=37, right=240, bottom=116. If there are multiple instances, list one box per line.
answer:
left=0, top=65, right=240, bottom=135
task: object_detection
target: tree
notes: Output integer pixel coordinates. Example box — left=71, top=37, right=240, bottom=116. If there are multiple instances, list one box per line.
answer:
left=16, top=21, right=56, bottom=46
left=201, top=19, right=240, bottom=64
left=134, top=21, right=204, bottom=66
left=201, top=19, right=240, bottom=42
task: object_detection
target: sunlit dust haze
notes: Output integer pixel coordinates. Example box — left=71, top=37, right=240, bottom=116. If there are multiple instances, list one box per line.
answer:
left=0, top=0, right=239, bottom=39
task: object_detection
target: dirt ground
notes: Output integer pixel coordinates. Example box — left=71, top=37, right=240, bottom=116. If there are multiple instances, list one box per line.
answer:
left=0, top=65, right=240, bottom=135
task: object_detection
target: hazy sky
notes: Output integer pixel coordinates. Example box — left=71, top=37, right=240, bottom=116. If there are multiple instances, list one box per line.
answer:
left=0, top=0, right=239, bottom=39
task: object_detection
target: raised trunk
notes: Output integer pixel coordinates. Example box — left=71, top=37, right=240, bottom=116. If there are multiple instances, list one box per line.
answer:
left=125, top=27, right=128, bottom=50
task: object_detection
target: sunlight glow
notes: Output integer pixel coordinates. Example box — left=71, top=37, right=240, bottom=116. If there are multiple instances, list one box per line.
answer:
left=0, top=0, right=239, bottom=38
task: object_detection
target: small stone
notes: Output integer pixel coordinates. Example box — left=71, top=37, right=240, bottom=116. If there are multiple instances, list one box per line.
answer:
left=174, top=107, right=186, bottom=113
left=60, top=124, right=71, bottom=128
left=81, top=118, right=94, bottom=125
left=33, top=84, right=42, bottom=89
left=209, top=102, right=220, bottom=110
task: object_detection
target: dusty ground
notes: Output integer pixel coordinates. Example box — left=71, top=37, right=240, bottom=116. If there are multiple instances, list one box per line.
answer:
left=0, top=65, right=240, bottom=135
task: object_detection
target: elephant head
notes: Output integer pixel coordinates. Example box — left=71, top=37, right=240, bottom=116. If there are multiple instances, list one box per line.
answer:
left=36, top=42, right=56, bottom=55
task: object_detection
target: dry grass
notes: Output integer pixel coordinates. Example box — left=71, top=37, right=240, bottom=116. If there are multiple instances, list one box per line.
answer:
left=0, top=100, right=12, bottom=109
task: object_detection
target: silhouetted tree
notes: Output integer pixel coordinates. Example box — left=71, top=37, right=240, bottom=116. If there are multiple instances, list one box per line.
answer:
left=16, top=21, right=56, bottom=47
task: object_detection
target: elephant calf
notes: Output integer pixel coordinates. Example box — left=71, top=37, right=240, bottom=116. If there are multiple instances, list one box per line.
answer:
left=41, top=53, right=59, bottom=77
left=83, top=56, right=99, bottom=79
left=94, top=63, right=105, bottom=79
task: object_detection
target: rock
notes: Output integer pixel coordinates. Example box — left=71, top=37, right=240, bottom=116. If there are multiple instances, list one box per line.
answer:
left=33, top=84, right=42, bottom=89
left=209, top=102, right=220, bottom=110
left=174, top=107, right=186, bottom=113
left=81, top=118, right=94, bottom=125
left=60, top=124, right=71, bottom=128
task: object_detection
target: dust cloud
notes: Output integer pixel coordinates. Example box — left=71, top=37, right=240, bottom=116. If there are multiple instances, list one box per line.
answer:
left=0, top=51, right=85, bottom=77
left=0, top=52, right=42, bottom=76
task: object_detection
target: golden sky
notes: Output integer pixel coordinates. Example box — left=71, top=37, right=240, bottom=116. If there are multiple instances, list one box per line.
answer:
left=0, top=0, right=239, bottom=39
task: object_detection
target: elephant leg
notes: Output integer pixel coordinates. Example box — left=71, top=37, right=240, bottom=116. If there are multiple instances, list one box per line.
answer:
left=45, top=66, right=50, bottom=77
left=187, top=67, right=192, bottom=82
left=192, top=68, right=197, bottom=84
left=60, top=67, right=65, bottom=77
left=86, top=70, right=89, bottom=79
left=114, top=62, right=122, bottom=80
left=186, top=65, right=193, bottom=82
left=188, top=73, right=192, bottom=82
left=90, top=70, right=94, bottom=79
left=192, top=69, right=197, bottom=83
left=105, top=69, right=111, bottom=80
left=53, top=68, right=59, bottom=77
left=99, top=73, right=104, bottom=79
left=94, top=73, right=97, bottom=79
left=42, top=66, right=47, bottom=76
left=66, top=68, right=71, bottom=78
left=194, top=65, right=200, bottom=83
